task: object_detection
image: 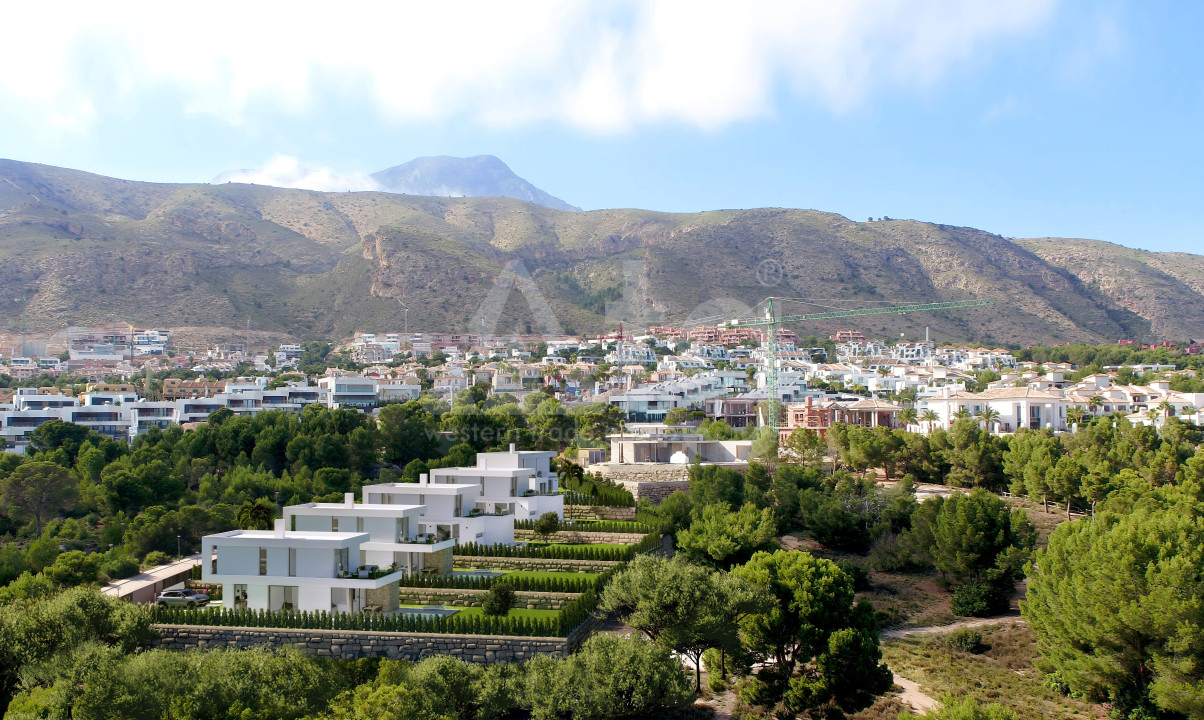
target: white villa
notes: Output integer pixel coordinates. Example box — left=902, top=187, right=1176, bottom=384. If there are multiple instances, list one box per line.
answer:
left=359, top=479, right=514, bottom=545
left=428, top=446, right=563, bottom=521
left=201, top=519, right=408, bottom=614
left=284, top=494, right=457, bottom=575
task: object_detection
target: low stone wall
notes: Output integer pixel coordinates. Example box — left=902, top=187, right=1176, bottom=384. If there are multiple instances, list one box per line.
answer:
left=152, top=625, right=571, bottom=662
left=513, top=529, right=646, bottom=544
left=453, top=556, right=620, bottom=574
left=564, top=506, right=636, bottom=521
left=397, top=587, right=580, bottom=610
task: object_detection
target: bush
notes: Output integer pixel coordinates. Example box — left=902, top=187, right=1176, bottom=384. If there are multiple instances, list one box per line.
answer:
left=142, top=550, right=171, bottom=567
left=100, top=552, right=139, bottom=581
left=532, top=512, right=560, bottom=540
left=481, top=584, right=516, bottom=617
left=950, top=582, right=1009, bottom=617
left=941, top=628, right=986, bottom=654
left=835, top=558, right=872, bottom=591
left=525, top=635, right=694, bottom=718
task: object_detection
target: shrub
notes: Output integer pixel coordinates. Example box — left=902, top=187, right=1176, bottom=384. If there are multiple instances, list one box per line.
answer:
left=481, top=584, right=516, bottom=617
left=100, top=552, right=139, bottom=581
left=142, top=550, right=171, bottom=567
left=950, top=582, right=1009, bottom=617
left=532, top=512, right=560, bottom=540
left=835, top=558, right=872, bottom=591
left=941, top=628, right=986, bottom=654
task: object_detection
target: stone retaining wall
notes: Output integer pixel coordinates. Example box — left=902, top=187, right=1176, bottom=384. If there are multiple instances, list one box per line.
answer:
left=513, top=529, right=646, bottom=544
left=619, top=480, right=693, bottom=503
left=453, top=556, right=620, bottom=573
left=564, top=506, right=636, bottom=521
left=151, top=625, right=572, bottom=662
left=397, top=587, right=579, bottom=610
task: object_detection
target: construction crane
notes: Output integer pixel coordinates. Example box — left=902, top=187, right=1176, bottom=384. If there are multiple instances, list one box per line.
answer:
left=719, top=298, right=993, bottom=431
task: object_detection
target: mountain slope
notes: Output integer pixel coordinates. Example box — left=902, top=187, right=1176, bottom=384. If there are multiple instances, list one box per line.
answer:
left=0, top=158, right=1198, bottom=345
left=371, top=155, right=580, bottom=211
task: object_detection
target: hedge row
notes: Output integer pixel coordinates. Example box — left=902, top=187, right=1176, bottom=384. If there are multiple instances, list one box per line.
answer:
left=562, top=477, right=635, bottom=508
left=512, top=518, right=657, bottom=535
left=398, top=564, right=623, bottom=594
left=397, top=572, right=592, bottom=593
left=149, top=591, right=596, bottom=638
left=453, top=532, right=660, bottom=561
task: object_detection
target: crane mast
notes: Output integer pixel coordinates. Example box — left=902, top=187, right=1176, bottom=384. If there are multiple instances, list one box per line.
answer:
left=721, top=298, right=992, bottom=432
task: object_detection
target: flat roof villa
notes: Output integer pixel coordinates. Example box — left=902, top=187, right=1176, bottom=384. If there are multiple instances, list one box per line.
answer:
left=201, top=519, right=407, bottom=614
left=284, top=493, right=457, bottom=575
left=361, top=479, right=515, bottom=545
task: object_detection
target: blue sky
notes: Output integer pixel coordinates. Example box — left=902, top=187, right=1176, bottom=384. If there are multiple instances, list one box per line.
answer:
left=1, top=1, right=1200, bottom=252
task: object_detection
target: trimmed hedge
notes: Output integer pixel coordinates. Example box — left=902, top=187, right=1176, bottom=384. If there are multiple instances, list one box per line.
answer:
left=563, top=476, right=635, bottom=507
left=149, top=588, right=598, bottom=638
left=398, top=564, right=622, bottom=594
left=513, top=518, right=658, bottom=535
left=453, top=533, right=661, bottom=562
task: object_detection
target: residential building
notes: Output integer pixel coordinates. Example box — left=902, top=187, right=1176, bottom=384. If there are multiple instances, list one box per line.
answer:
left=201, top=519, right=407, bottom=614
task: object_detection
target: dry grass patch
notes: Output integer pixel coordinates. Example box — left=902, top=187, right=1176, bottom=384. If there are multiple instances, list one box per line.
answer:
left=861, top=572, right=956, bottom=629
left=881, top=622, right=1099, bottom=720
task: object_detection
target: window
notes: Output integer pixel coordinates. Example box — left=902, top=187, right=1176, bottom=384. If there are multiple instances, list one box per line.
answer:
left=288, top=548, right=297, bottom=577
left=356, top=517, right=364, bottom=533
left=233, top=584, right=247, bottom=609
left=258, top=548, right=267, bottom=576
left=210, top=546, right=217, bottom=574
left=331, top=517, right=339, bottom=532
left=335, top=547, right=349, bottom=575
left=268, top=585, right=298, bottom=611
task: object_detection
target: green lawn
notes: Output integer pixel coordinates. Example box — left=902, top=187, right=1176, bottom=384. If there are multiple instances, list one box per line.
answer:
left=398, top=605, right=559, bottom=620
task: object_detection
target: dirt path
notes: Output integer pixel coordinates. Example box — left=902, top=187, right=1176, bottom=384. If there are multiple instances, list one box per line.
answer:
left=893, top=672, right=938, bottom=714
left=882, top=612, right=1024, bottom=640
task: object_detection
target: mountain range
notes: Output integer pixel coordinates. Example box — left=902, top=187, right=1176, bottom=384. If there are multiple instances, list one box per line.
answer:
left=1, top=157, right=1202, bottom=346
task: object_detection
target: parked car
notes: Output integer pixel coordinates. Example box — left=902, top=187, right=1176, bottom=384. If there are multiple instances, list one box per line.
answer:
left=155, top=589, right=210, bottom=608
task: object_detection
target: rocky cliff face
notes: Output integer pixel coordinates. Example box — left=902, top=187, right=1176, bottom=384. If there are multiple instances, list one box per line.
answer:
left=0, top=158, right=1199, bottom=344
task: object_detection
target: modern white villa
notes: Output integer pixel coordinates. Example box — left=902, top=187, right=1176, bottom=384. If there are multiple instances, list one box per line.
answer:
left=284, top=494, right=457, bottom=574
left=200, top=446, right=565, bottom=611
left=359, top=478, right=515, bottom=545
left=427, top=445, right=564, bottom=520
left=201, top=519, right=408, bottom=614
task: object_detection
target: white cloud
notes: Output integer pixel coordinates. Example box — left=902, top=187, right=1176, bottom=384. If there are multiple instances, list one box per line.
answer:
left=212, top=156, right=381, bottom=192
left=0, top=0, right=1057, bottom=138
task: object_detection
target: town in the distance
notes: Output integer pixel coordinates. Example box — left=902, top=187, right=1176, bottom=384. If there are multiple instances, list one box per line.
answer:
left=4, top=321, right=1199, bottom=454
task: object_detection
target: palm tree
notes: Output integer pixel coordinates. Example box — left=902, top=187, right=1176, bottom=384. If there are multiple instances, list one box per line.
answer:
left=952, top=407, right=973, bottom=423
left=1086, top=396, right=1103, bottom=417
left=1066, top=406, right=1086, bottom=429
left=899, top=408, right=918, bottom=429
left=1157, top=400, right=1175, bottom=418
left=921, top=409, right=940, bottom=434
left=974, top=407, right=1001, bottom=433
left=1183, top=404, right=1197, bottom=419
left=236, top=498, right=276, bottom=530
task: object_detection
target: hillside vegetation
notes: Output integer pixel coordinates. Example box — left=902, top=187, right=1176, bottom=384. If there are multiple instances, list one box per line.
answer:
left=2, top=159, right=1202, bottom=344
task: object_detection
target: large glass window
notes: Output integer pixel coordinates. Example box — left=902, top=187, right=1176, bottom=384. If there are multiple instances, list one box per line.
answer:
left=331, top=517, right=339, bottom=532
left=210, top=546, right=217, bottom=574
left=268, top=585, right=298, bottom=611
left=258, top=548, right=267, bottom=576
left=233, top=584, right=247, bottom=609
left=288, top=548, right=297, bottom=577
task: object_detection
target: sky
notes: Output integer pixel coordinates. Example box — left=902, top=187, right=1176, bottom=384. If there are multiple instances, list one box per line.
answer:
left=1, top=1, right=1201, bottom=253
